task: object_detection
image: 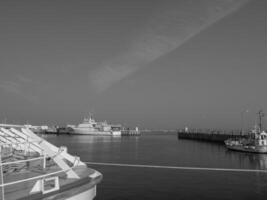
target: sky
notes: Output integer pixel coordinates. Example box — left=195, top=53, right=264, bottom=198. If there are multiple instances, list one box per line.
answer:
left=0, top=0, right=267, bottom=130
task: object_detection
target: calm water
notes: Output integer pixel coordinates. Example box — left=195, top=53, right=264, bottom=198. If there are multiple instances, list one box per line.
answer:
left=44, top=132, right=267, bottom=200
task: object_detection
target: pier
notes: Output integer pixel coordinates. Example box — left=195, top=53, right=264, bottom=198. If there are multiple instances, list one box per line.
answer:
left=177, top=129, right=247, bottom=143
left=121, top=127, right=141, bottom=136
left=121, top=130, right=141, bottom=136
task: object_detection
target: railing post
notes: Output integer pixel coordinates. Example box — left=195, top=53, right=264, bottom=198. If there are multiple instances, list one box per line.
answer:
left=0, top=145, right=5, bottom=200
left=43, top=153, right=46, bottom=169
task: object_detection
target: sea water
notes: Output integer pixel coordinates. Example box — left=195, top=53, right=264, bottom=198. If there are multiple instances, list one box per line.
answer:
left=45, top=132, right=267, bottom=200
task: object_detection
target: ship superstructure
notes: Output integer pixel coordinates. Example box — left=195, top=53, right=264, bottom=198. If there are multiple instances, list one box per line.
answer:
left=71, top=116, right=121, bottom=136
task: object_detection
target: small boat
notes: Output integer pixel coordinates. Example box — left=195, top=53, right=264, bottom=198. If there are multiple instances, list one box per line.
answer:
left=225, top=110, right=267, bottom=153
left=71, top=115, right=121, bottom=136
left=0, top=124, right=102, bottom=199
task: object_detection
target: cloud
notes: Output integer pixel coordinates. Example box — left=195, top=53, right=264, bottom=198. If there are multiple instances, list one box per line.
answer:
left=17, top=74, right=34, bottom=84
left=0, top=77, right=39, bottom=104
left=0, top=81, right=22, bottom=95
left=89, top=64, right=136, bottom=93
left=89, top=0, right=250, bottom=93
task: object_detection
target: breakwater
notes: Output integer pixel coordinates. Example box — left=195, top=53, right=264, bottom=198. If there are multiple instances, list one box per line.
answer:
left=178, top=129, right=247, bottom=143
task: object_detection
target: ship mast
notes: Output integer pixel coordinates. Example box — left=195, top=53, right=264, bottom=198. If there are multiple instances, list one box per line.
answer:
left=258, top=110, right=264, bottom=132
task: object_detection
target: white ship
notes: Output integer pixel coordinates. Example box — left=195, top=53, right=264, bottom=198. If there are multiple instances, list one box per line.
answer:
left=0, top=124, right=102, bottom=200
left=71, top=116, right=121, bottom=136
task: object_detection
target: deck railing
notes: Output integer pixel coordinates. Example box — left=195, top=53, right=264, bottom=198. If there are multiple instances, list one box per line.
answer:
left=0, top=147, right=76, bottom=200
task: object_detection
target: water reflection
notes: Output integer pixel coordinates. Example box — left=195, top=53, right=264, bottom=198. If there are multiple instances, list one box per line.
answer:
left=75, top=135, right=122, bottom=144
left=225, top=150, right=267, bottom=170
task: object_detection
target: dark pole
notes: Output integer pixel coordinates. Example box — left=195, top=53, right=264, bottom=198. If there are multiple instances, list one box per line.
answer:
left=258, top=110, right=264, bottom=132
left=241, top=110, right=248, bottom=135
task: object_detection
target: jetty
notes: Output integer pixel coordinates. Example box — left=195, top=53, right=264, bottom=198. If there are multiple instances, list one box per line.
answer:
left=121, top=127, right=141, bottom=136
left=177, top=128, right=247, bottom=143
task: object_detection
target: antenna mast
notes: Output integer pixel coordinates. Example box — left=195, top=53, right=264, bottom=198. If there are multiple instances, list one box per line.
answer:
left=258, top=110, right=264, bottom=132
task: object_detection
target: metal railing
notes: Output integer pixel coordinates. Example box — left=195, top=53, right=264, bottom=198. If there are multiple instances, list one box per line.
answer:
left=0, top=148, right=75, bottom=200
left=0, top=127, right=82, bottom=200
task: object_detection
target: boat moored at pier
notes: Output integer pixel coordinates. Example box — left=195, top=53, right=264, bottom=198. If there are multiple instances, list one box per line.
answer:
left=225, top=128, right=267, bottom=153
left=70, top=116, right=122, bottom=136
left=225, top=110, right=267, bottom=153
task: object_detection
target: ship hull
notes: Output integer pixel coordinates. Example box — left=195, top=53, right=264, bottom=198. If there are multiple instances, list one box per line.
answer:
left=72, top=128, right=121, bottom=136
left=72, top=129, right=112, bottom=135
left=41, top=182, right=98, bottom=200
left=225, top=144, right=267, bottom=153
left=65, top=186, right=96, bottom=200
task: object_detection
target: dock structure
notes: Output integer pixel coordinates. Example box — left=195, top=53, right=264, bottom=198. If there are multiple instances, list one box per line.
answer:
left=177, top=129, right=247, bottom=143
left=121, top=127, right=141, bottom=136
left=121, top=130, right=141, bottom=136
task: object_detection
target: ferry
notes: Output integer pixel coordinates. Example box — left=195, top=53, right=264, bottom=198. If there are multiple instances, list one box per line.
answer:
left=0, top=124, right=102, bottom=200
left=225, top=110, right=267, bottom=153
left=70, top=116, right=121, bottom=136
